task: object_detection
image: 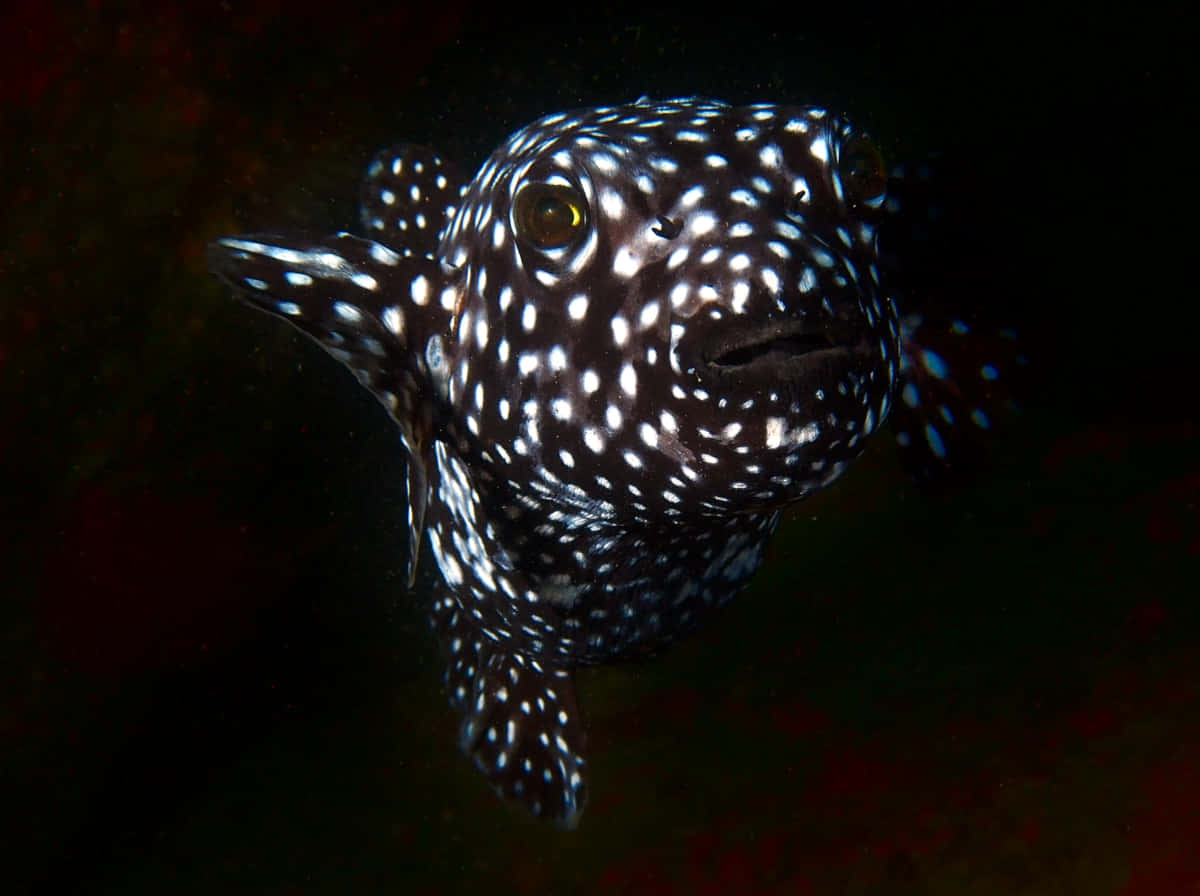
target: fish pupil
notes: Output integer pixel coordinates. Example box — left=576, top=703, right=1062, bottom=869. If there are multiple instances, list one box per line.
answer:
left=535, top=197, right=573, bottom=241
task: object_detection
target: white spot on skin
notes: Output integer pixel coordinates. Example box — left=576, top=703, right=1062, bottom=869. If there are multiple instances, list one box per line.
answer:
left=599, top=188, right=625, bottom=219
left=567, top=295, right=588, bottom=321
left=581, top=369, right=599, bottom=393
left=766, top=417, right=785, bottom=449
left=731, top=281, right=750, bottom=314
left=370, top=244, right=399, bottom=266
left=590, top=152, right=618, bottom=173
left=619, top=363, right=637, bottom=397
left=334, top=302, right=361, bottom=322
left=584, top=427, right=605, bottom=453
left=611, top=315, right=630, bottom=347
left=812, top=248, right=835, bottom=268
left=613, top=246, right=640, bottom=278
left=411, top=275, right=430, bottom=305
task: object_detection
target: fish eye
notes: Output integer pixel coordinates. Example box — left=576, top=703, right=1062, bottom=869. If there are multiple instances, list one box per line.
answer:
left=840, top=134, right=887, bottom=204
left=513, top=183, right=588, bottom=250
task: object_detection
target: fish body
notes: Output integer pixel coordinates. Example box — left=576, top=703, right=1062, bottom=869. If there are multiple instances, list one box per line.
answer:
left=209, top=97, right=1004, bottom=826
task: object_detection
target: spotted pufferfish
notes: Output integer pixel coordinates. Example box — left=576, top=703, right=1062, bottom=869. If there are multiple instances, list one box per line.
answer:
left=208, top=96, right=1014, bottom=827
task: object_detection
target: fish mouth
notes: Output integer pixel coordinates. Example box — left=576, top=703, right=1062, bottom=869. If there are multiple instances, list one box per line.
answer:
left=697, top=318, right=869, bottom=385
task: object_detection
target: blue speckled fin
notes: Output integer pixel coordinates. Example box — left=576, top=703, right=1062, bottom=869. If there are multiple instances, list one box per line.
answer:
left=879, top=153, right=1028, bottom=486
left=889, top=313, right=1026, bottom=486
left=432, top=594, right=587, bottom=828
left=360, top=144, right=467, bottom=257
left=208, top=232, right=455, bottom=584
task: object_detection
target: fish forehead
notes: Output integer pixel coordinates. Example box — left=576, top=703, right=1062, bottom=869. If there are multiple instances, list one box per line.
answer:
left=449, top=98, right=863, bottom=268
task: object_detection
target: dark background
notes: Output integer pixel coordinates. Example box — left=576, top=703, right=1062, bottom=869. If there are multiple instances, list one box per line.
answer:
left=2, top=3, right=1194, bottom=893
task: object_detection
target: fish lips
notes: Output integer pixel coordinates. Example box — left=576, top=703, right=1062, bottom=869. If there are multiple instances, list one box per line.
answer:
left=688, top=316, right=874, bottom=390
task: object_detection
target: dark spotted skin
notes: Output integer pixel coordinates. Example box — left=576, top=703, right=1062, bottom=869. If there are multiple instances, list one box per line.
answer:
left=209, top=97, right=905, bottom=827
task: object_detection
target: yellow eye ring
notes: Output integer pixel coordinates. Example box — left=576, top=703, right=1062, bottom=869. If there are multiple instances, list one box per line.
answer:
left=514, top=183, right=588, bottom=250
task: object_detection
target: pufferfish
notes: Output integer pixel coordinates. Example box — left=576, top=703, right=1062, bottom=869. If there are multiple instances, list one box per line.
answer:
left=208, top=96, right=1013, bottom=827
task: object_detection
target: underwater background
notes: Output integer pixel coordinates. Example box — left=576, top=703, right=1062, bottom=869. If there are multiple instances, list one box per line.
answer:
left=2, top=4, right=1195, bottom=893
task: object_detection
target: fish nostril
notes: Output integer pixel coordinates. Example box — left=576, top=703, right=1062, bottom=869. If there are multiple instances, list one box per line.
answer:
left=652, top=215, right=681, bottom=239
left=787, top=190, right=808, bottom=217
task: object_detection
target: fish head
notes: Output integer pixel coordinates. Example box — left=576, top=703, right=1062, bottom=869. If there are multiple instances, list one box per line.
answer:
left=439, top=98, right=901, bottom=521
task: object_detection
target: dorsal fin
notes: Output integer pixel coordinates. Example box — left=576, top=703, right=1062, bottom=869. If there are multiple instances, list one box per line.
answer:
left=360, top=144, right=468, bottom=257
